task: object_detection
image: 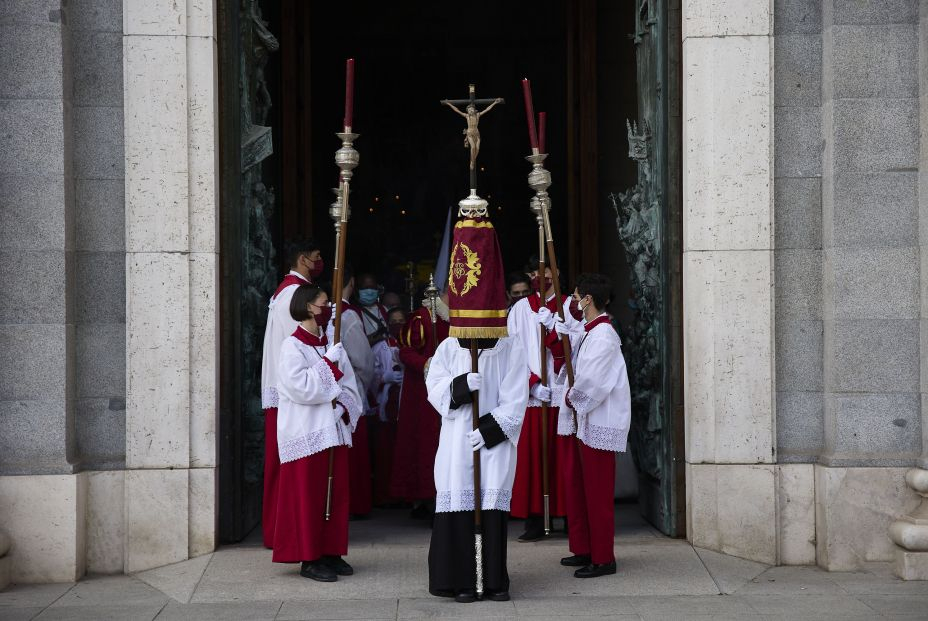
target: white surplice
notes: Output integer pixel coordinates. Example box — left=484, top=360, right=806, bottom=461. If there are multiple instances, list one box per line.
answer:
left=371, top=338, right=403, bottom=421
left=260, top=271, right=309, bottom=409
left=426, top=337, right=529, bottom=512
left=276, top=326, right=363, bottom=463
left=555, top=314, right=631, bottom=452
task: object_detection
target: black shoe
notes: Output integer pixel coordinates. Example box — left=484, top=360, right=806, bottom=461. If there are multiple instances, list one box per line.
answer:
left=560, top=554, right=591, bottom=567
left=454, top=589, right=476, bottom=603
left=485, top=590, right=510, bottom=601
left=410, top=503, right=431, bottom=520
left=574, top=561, right=617, bottom=578
left=322, top=555, right=353, bottom=576
left=300, top=560, right=337, bottom=582
left=429, top=588, right=454, bottom=598
left=518, top=516, right=546, bottom=542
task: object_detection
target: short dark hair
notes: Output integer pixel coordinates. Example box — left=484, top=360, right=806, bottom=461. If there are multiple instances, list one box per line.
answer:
left=289, top=284, right=325, bottom=322
left=284, top=238, right=321, bottom=268
left=506, top=271, right=531, bottom=290
left=386, top=307, right=406, bottom=321
left=576, top=273, right=612, bottom=310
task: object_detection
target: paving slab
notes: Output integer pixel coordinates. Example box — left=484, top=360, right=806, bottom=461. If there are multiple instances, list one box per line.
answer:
left=630, top=594, right=757, bottom=617
left=32, top=603, right=166, bottom=620
left=827, top=562, right=928, bottom=595
left=153, top=600, right=282, bottom=620
left=733, top=566, right=846, bottom=595
left=277, top=597, right=398, bottom=620
left=48, top=575, right=168, bottom=608
left=0, top=607, right=45, bottom=621
left=512, top=595, right=637, bottom=616
left=856, top=594, right=928, bottom=617
left=694, top=547, right=770, bottom=594
left=0, top=583, right=72, bottom=609
left=398, top=597, right=516, bottom=619
left=135, top=553, right=213, bottom=603
left=741, top=593, right=877, bottom=617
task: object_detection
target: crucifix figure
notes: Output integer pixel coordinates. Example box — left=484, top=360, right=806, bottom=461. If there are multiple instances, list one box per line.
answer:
left=441, top=84, right=504, bottom=188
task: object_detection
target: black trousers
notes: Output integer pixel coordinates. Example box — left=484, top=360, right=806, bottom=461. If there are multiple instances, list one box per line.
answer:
left=428, top=510, right=510, bottom=595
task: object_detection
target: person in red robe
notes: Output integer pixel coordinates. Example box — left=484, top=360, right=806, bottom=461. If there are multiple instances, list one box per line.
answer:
left=259, top=239, right=322, bottom=549
left=371, top=306, right=407, bottom=506
left=390, top=291, right=450, bottom=517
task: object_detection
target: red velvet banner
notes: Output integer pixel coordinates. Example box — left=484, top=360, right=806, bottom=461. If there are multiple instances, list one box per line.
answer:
left=447, top=217, right=509, bottom=338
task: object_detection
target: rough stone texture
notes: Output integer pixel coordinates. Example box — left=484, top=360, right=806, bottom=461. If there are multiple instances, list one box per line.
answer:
left=826, top=392, right=922, bottom=461
left=85, top=470, right=125, bottom=574
left=832, top=98, right=919, bottom=173
left=776, top=391, right=825, bottom=460
left=75, top=323, right=125, bottom=398
left=777, top=464, right=816, bottom=564
left=72, top=106, right=124, bottom=180
left=69, top=0, right=122, bottom=32
left=0, top=474, right=86, bottom=583
left=189, top=468, right=216, bottom=557
left=0, top=24, right=64, bottom=100
left=830, top=247, right=919, bottom=320
left=75, top=399, right=126, bottom=469
left=682, top=0, right=771, bottom=38
left=74, top=252, right=126, bottom=324
left=189, top=254, right=217, bottom=468
left=0, top=99, right=65, bottom=178
left=123, top=0, right=186, bottom=36
left=683, top=35, right=773, bottom=252
left=832, top=172, right=917, bottom=248
left=773, top=106, right=822, bottom=178
left=828, top=320, right=920, bottom=393
left=815, top=465, right=920, bottom=571
left=773, top=177, right=821, bottom=249
left=0, top=175, right=67, bottom=251
left=687, top=464, right=777, bottom=564
left=774, top=249, right=823, bottom=321
left=74, top=179, right=125, bottom=252
left=831, top=0, right=919, bottom=25
left=774, top=34, right=821, bottom=106
left=186, top=35, right=219, bottom=255
left=125, top=469, right=189, bottom=573
left=0, top=251, right=67, bottom=324
left=775, top=320, right=823, bottom=392
left=832, top=24, right=918, bottom=99
left=774, top=0, right=821, bottom=34
left=684, top=250, right=774, bottom=464
left=0, top=325, right=67, bottom=401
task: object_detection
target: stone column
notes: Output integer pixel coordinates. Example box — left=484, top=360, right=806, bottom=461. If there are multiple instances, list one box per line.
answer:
left=122, top=0, right=218, bottom=572
left=682, top=0, right=778, bottom=564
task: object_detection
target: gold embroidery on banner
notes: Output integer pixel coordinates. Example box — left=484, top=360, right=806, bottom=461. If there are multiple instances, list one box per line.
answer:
left=449, top=242, right=481, bottom=297
left=454, top=219, right=495, bottom=229
left=449, top=309, right=507, bottom=318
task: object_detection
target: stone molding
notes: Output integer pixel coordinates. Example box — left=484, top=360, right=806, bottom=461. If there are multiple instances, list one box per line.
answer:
left=889, top=468, right=928, bottom=579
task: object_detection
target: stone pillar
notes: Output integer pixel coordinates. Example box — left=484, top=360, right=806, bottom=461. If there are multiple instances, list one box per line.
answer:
left=122, top=0, right=218, bottom=572
left=889, top=469, right=928, bottom=579
left=682, top=0, right=778, bottom=564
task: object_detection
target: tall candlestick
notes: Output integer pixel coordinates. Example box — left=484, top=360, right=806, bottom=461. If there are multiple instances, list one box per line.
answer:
left=521, top=78, right=538, bottom=151
left=538, top=111, right=547, bottom=154
left=343, top=58, right=355, bottom=130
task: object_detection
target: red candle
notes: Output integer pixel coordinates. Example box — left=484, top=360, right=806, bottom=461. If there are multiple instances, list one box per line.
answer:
left=521, top=78, right=538, bottom=151
left=343, top=58, right=355, bottom=130
left=538, top=111, right=547, bottom=154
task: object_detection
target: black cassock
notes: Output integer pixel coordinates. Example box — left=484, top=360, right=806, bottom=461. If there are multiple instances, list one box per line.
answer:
left=428, top=510, right=509, bottom=596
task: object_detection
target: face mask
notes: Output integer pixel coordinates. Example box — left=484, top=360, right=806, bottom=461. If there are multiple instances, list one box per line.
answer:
left=311, top=303, right=332, bottom=328
left=389, top=323, right=404, bottom=339
left=358, top=288, right=379, bottom=306
left=310, top=257, right=324, bottom=278
left=568, top=298, right=584, bottom=321
left=531, top=276, right=553, bottom=293
left=434, top=298, right=450, bottom=322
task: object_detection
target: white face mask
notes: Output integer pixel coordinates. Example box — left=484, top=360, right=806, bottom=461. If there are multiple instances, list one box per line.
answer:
left=434, top=297, right=450, bottom=322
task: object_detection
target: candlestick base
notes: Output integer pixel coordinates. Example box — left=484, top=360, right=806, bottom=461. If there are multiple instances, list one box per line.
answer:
left=458, top=189, right=489, bottom=218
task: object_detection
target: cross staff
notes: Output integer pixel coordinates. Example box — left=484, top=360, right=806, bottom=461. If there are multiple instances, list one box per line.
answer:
left=441, top=84, right=504, bottom=191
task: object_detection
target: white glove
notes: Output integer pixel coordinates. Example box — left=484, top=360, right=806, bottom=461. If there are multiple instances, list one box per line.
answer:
left=537, top=307, right=556, bottom=330
left=324, top=342, right=345, bottom=363
left=333, top=403, right=347, bottom=424
left=554, top=319, right=573, bottom=338
left=466, top=372, right=482, bottom=392
left=325, top=314, right=335, bottom=344
left=531, top=383, right=552, bottom=402
left=386, top=368, right=404, bottom=384
left=466, top=429, right=486, bottom=451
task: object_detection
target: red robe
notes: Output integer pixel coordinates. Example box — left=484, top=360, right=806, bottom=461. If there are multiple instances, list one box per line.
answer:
left=390, top=307, right=449, bottom=501
left=511, top=294, right=569, bottom=519
left=372, top=337, right=402, bottom=506
left=339, top=301, right=373, bottom=517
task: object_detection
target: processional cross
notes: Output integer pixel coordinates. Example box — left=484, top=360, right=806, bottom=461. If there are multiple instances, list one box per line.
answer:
left=441, top=84, right=504, bottom=192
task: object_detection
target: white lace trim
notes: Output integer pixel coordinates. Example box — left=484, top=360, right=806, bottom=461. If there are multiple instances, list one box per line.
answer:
left=578, top=419, right=627, bottom=452
left=279, top=423, right=350, bottom=463
left=312, top=358, right=340, bottom=399
left=557, top=407, right=576, bottom=436
left=338, top=388, right=362, bottom=431
left=261, top=387, right=279, bottom=409
left=435, top=488, right=512, bottom=513
left=491, top=412, right=520, bottom=442
left=566, top=387, right=594, bottom=416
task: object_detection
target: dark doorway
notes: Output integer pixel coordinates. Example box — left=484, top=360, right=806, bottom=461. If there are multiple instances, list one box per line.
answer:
left=218, top=0, right=683, bottom=543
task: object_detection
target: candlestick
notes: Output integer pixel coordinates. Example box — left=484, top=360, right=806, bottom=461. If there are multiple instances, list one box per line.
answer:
left=538, top=111, right=546, bottom=154
left=343, top=58, right=355, bottom=130
left=521, top=78, right=538, bottom=151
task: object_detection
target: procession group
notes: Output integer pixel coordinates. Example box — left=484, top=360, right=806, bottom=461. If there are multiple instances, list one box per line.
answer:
left=259, top=238, right=631, bottom=603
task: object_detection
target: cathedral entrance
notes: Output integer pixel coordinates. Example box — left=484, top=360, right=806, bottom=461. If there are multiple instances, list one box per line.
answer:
left=216, top=0, right=683, bottom=543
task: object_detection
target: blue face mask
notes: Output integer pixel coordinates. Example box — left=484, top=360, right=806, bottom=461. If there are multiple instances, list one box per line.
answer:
left=359, top=288, right=379, bottom=306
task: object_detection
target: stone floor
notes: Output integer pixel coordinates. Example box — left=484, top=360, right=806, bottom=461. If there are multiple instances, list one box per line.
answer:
left=1, top=506, right=926, bottom=620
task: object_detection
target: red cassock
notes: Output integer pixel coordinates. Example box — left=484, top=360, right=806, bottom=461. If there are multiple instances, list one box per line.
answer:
left=390, top=307, right=449, bottom=501
left=272, top=445, right=350, bottom=563
left=372, top=352, right=401, bottom=506
left=511, top=294, right=569, bottom=519
left=339, top=303, right=373, bottom=517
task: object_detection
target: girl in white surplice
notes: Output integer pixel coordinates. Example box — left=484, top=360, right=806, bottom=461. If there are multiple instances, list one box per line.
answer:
left=424, top=335, right=528, bottom=603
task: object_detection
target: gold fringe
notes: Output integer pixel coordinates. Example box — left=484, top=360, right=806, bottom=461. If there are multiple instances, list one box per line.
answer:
left=448, top=326, right=509, bottom=338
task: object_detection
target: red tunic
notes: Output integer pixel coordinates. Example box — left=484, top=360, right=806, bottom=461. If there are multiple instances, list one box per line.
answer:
left=511, top=294, right=569, bottom=519
left=372, top=338, right=402, bottom=506
left=390, top=307, right=449, bottom=501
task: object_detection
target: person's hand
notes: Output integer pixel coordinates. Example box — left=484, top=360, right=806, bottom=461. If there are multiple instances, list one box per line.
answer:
left=387, top=369, right=404, bottom=384
left=466, top=372, right=482, bottom=392
left=554, top=319, right=572, bottom=337
left=324, top=342, right=344, bottom=363
left=466, top=429, right=485, bottom=451
left=531, top=383, right=551, bottom=402
left=537, top=307, right=556, bottom=330
left=333, top=403, right=348, bottom=424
